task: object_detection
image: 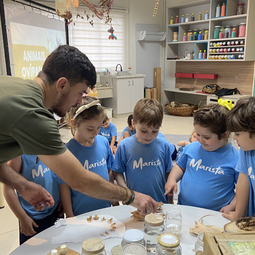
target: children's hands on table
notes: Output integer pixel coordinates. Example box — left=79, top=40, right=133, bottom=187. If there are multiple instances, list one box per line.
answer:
left=164, top=179, right=177, bottom=196
left=20, top=215, right=38, bottom=237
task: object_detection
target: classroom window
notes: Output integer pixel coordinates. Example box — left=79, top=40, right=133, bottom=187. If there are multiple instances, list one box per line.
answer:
left=69, top=9, right=127, bottom=71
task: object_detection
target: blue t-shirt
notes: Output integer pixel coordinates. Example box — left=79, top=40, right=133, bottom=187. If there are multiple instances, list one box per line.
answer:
left=18, top=155, right=60, bottom=220
left=112, top=135, right=173, bottom=203
left=158, top=132, right=177, bottom=160
left=99, top=122, right=117, bottom=143
left=56, top=136, right=114, bottom=215
left=177, top=141, right=239, bottom=211
left=121, top=126, right=136, bottom=137
left=235, top=149, right=255, bottom=217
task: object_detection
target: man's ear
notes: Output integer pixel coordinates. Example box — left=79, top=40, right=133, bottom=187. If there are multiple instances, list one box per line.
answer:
left=56, top=77, right=69, bottom=93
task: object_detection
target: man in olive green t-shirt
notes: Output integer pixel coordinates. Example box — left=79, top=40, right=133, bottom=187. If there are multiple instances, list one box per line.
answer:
left=0, top=45, right=157, bottom=215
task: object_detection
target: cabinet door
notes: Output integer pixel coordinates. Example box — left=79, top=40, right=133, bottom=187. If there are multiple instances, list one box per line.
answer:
left=130, top=78, right=144, bottom=111
left=116, top=79, right=131, bottom=114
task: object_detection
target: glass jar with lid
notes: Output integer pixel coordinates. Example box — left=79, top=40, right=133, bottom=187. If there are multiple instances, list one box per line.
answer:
left=143, top=213, right=165, bottom=252
left=156, top=233, right=182, bottom=255
left=213, top=26, right=221, bottom=39
left=121, top=229, right=146, bottom=251
left=237, top=3, right=245, bottom=15
left=81, top=238, right=106, bottom=255
left=239, top=23, right=246, bottom=37
left=122, top=244, right=147, bottom=255
left=195, top=232, right=204, bottom=255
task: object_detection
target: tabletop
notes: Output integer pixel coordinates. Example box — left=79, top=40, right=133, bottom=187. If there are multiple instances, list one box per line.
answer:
left=9, top=204, right=230, bottom=255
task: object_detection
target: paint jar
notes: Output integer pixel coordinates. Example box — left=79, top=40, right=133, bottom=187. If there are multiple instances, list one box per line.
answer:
left=213, top=26, right=221, bottom=39
left=189, top=32, right=193, bottom=41
left=198, top=31, right=202, bottom=40
left=181, top=15, right=185, bottom=23
left=205, top=11, right=209, bottom=19
left=185, top=14, right=189, bottom=22
left=193, top=29, right=198, bottom=40
left=237, top=3, right=245, bottom=15
left=239, top=23, right=246, bottom=37
left=191, top=13, right=195, bottom=21
left=198, top=12, right=202, bottom=20
left=175, top=15, right=179, bottom=24
left=232, top=25, right=239, bottom=37
left=203, top=50, right=207, bottom=59
left=219, top=29, right=224, bottom=39
left=231, top=27, right=237, bottom=38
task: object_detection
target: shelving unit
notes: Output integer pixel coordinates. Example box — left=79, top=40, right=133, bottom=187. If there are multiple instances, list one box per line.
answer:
left=166, top=0, right=255, bottom=61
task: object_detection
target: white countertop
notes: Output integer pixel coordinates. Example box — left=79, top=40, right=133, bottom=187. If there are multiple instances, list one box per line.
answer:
left=10, top=204, right=229, bottom=255
left=102, top=74, right=145, bottom=79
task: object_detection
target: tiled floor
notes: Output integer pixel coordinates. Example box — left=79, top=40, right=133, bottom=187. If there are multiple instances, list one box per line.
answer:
left=0, top=113, right=193, bottom=255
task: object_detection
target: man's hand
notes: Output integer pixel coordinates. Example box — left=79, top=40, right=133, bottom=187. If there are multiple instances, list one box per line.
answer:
left=131, top=191, right=158, bottom=215
left=17, top=181, right=54, bottom=211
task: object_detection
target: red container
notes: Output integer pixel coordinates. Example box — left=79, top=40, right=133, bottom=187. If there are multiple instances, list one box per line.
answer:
left=175, top=73, right=194, bottom=78
left=193, top=74, right=218, bottom=79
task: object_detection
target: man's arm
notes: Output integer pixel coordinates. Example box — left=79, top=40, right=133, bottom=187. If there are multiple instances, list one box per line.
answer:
left=38, top=149, right=158, bottom=215
left=0, top=163, right=54, bottom=211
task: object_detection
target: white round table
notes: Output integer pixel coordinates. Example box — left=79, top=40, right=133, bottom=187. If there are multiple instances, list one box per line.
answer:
left=9, top=204, right=229, bottom=255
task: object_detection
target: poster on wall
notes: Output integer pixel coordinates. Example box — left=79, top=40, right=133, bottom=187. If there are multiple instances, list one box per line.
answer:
left=5, top=5, right=66, bottom=79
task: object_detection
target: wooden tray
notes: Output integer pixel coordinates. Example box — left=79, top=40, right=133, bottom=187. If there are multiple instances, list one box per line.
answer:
left=47, top=246, right=79, bottom=255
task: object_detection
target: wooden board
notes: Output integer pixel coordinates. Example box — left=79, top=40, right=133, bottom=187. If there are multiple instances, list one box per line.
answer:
left=47, top=246, right=79, bottom=255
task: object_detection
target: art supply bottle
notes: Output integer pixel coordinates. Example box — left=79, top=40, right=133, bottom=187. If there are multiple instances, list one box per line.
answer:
left=239, top=23, right=246, bottom=37
left=181, top=15, right=185, bottom=23
left=175, top=15, right=179, bottom=23
left=183, top=33, right=187, bottom=41
left=198, top=31, right=202, bottom=40
left=219, top=29, right=224, bottom=39
left=170, top=16, right=174, bottom=25
left=198, top=12, right=202, bottom=20
left=231, top=27, right=236, bottom=38
left=216, top=4, right=221, bottom=17
left=225, top=27, right=230, bottom=38
left=193, top=29, right=198, bottom=40
left=198, top=50, right=203, bottom=59
left=191, top=13, right=195, bottom=21
left=203, top=50, right=207, bottom=59
left=185, top=13, right=189, bottom=22
left=204, top=30, right=208, bottom=40
left=189, top=32, right=193, bottom=41
left=205, top=10, right=209, bottom=19
left=221, top=2, right=226, bottom=17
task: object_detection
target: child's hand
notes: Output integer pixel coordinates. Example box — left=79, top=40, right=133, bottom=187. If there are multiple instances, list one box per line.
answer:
left=164, top=178, right=177, bottom=196
left=20, top=215, right=38, bottom=237
left=184, top=141, right=190, bottom=146
left=222, top=211, right=238, bottom=222
left=220, top=204, right=234, bottom=214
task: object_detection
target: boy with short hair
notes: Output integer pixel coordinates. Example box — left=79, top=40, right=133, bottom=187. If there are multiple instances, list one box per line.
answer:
left=223, top=97, right=255, bottom=221
left=112, top=99, right=173, bottom=203
left=99, top=114, right=117, bottom=154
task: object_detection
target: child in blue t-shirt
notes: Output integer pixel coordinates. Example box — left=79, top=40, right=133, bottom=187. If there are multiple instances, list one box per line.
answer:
left=112, top=98, right=173, bottom=203
left=99, top=114, right=117, bottom=154
left=3, top=155, right=61, bottom=244
left=165, top=104, right=239, bottom=212
left=176, top=130, right=197, bottom=161
left=223, top=97, right=255, bottom=221
left=57, top=97, right=114, bottom=217
left=117, top=114, right=136, bottom=144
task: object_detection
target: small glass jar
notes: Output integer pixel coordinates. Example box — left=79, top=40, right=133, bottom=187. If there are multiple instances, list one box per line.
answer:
left=122, top=244, right=147, bottom=255
left=239, top=23, right=246, bottom=37
left=143, top=214, right=165, bottom=252
left=237, top=3, right=245, bottom=15
left=121, top=229, right=146, bottom=251
left=165, top=206, right=182, bottom=237
left=195, top=232, right=204, bottom=255
left=156, top=233, right=182, bottom=255
left=213, top=26, right=221, bottom=39
left=81, top=238, right=106, bottom=255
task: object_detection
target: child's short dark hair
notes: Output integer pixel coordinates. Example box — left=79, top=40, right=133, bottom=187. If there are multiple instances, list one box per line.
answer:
left=227, top=97, right=255, bottom=138
left=127, top=114, right=133, bottom=126
left=194, top=104, right=228, bottom=140
left=102, top=113, right=109, bottom=124
left=133, top=99, right=163, bottom=128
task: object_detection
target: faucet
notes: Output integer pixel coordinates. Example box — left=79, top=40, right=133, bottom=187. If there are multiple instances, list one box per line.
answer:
left=116, top=64, right=122, bottom=72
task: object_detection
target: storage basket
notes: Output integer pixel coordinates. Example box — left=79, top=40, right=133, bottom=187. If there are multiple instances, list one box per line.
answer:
left=164, top=101, right=198, bottom=117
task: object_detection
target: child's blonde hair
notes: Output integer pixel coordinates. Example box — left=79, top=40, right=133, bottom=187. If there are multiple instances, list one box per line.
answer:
left=133, top=98, right=163, bottom=128
left=227, top=97, right=255, bottom=138
left=68, top=96, right=104, bottom=135
left=194, top=103, right=228, bottom=140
